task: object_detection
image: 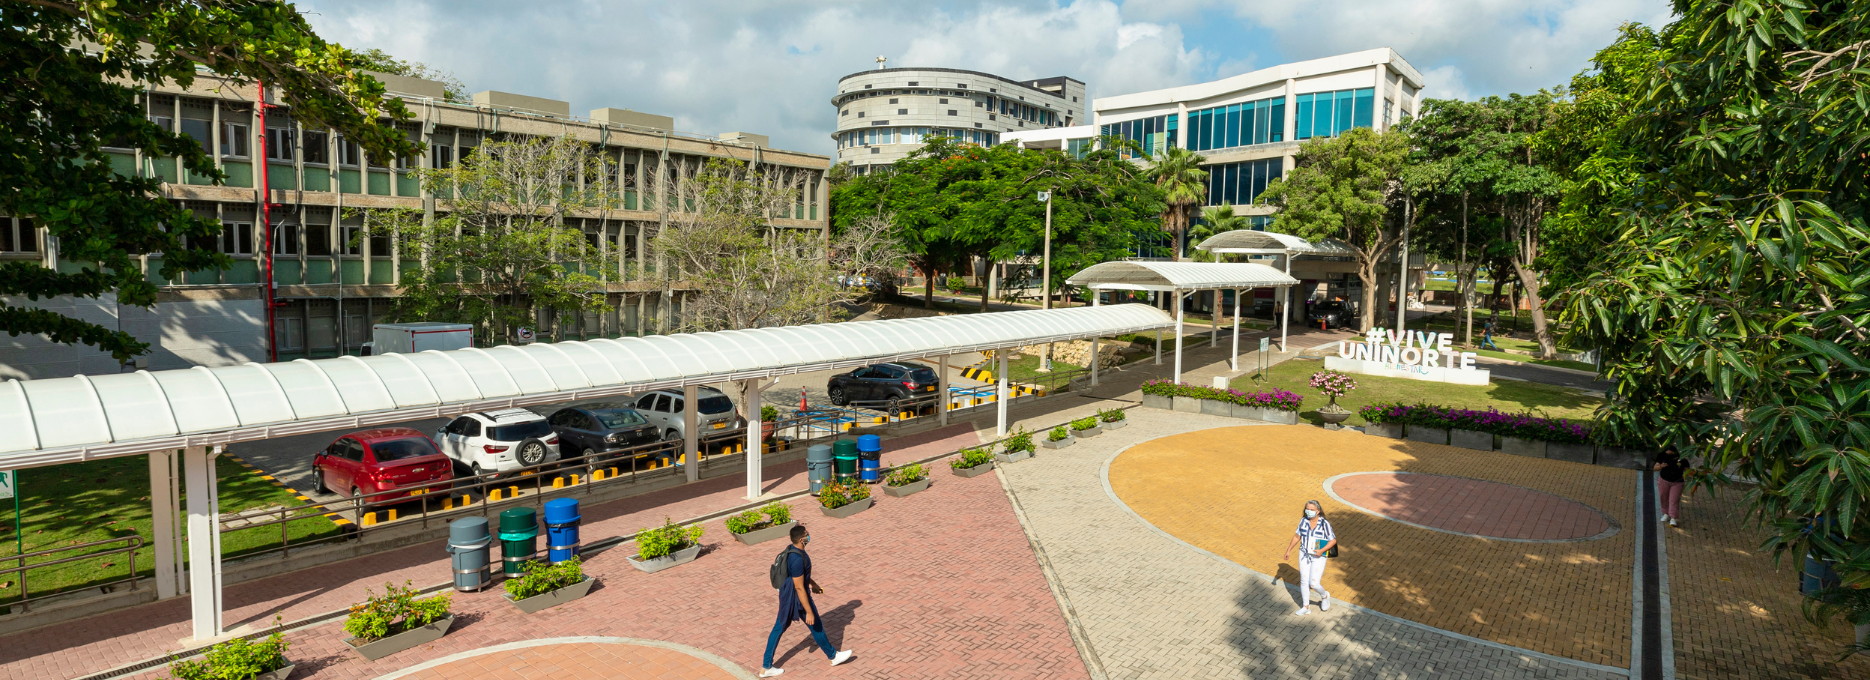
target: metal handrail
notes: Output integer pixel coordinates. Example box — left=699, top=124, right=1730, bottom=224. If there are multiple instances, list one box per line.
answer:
left=0, top=535, right=143, bottom=611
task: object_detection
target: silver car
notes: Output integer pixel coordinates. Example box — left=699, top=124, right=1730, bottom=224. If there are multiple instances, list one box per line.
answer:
left=631, top=387, right=740, bottom=443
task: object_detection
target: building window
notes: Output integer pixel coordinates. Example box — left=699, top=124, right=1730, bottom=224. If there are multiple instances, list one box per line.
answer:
left=273, top=223, right=300, bottom=255
left=948, top=110, right=957, bottom=116
left=857, top=111, right=865, bottom=118
left=179, top=118, right=212, bottom=154
left=1384, top=99, right=1394, bottom=127
left=1185, top=96, right=1286, bottom=152
left=265, top=127, right=294, bottom=162
left=988, top=114, right=996, bottom=121
left=221, top=222, right=254, bottom=255
left=956, top=84, right=967, bottom=89
left=337, top=137, right=361, bottom=166
left=1201, top=158, right=1284, bottom=207
left=1294, top=88, right=1375, bottom=140
left=907, top=81, right=918, bottom=86
left=841, top=109, right=848, bottom=116
left=1099, top=114, right=1178, bottom=159
left=889, top=98, right=898, bottom=104
left=0, top=217, right=36, bottom=253
left=974, top=122, right=982, bottom=128
left=276, top=317, right=304, bottom=351
left=939, top=98, right=948, bottom=104
left=897, top=109, right=907, bottom=115
left=433, top=144, right=453, bottom=169
left=220, top=122, right=250, bottom=157
left=302, top=130, right=329, bottom=164
left=870, top=147, right=880, bottom=154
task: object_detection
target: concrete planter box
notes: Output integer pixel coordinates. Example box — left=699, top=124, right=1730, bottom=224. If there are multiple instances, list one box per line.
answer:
left=1231, top=403, right=1266, bottom=421
left=1263, top=409, right=1300, bottom=425
left=731, top=520, right=798, bottom=546
left=994, top=449, right=1033, bottom=464
left=1595, top=446, right=1648, bottom=471
left=1142, top=394, right=1171, bottom=410
left=255, top=664, right=296, bottom=680
left=1102, top=419, right=1127, bottom=430
left=1172, top=396, right=1202, bottom=413
left=883, top=478, right=930, bottom=497
left=1041, top=436, right=1074, bottom=449
left=1451, top=429, right=1494, bottom=451
left=1073, top=424, right=1102, bottom=438
left=627, top=544, right=701, bottom=574
left=347, top=615, right=454, bottom=661
left=1200, top=399, right=1233, bottom=417
left=1367, top=423, right=1404, bottom=439
left=506, top=576, right=596, bottom=614
left=820, top=496, right=872, bottom=519
left=1501, top=437, right=1547, bottom=458
left=951, top=462, right=995, bottom=478
left=1546, top=442, right=1597, bottom=465
left=1407, top=427, right=1450, bottom=445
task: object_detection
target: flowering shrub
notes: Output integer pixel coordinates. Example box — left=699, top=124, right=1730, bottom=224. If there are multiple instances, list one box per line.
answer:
left=1359, top=402, right=1591, bottom=444
left=1139, top=380, right=1305, bottom=412
left=1309, top=370, right=1359, bottom=399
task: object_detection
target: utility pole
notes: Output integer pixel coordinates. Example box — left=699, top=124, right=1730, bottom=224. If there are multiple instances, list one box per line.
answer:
left=1039, top=190, right=1053, bottom=370
left=1395, top=195, right=1410, bottom=335
left=256, top=81, right=277, bottom=363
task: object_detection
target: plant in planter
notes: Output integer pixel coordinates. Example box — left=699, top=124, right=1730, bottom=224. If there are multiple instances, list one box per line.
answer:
left=629, top=517, right=705, bottom=573
left=504, top=557, right=594, bottom=613
left=1309, top=370, right=1358, bottom=425
left=950, top=447, right=996, bottom=477
left=819, top=478, right=873, bottom=518
left=727, top=501, right=797, bottom=545
left=995, top=428, right=1037, bottom=462
left=343, top=582, right=454, bottom=661
left=1098, top=407, right=1128, bottom=429
left=171, top=617, right=291, bottom=680
left=884, top=462, right=930, bottom=497
left=1070, top=416, right=1100, bottom=437
left=1043, top=425, right=1075, bottom=449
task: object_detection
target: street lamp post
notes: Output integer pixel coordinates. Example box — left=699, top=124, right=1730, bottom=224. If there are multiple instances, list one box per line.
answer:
left=1038, top=190, right=1053, bottom=370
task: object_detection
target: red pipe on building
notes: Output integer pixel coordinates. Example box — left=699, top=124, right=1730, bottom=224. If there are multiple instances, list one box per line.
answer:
left=256, top=81, right=277, bottom=362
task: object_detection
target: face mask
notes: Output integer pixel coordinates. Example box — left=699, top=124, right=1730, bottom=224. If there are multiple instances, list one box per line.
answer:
left=1305, top=509, right=1318, bottom=518
left=804, top=536, right=812, bottom=545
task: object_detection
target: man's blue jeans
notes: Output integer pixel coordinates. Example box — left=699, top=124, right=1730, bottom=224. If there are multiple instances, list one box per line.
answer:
left=762, top=614, right=834, bottom=669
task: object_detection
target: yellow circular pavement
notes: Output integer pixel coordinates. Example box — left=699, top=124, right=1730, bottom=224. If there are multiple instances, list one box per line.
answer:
left=1108, top=425, right=1637, bottom=668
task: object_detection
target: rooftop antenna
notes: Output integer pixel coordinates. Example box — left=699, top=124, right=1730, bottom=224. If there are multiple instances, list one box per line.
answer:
left=875, top=55, right=888, bottom=70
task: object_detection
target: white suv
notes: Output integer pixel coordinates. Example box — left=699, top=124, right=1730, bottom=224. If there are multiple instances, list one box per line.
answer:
left=434, top=408, right=562, bottom=477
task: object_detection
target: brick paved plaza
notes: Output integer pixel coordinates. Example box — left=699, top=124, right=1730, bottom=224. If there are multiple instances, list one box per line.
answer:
left=3, top=336, right=1866, bottom=679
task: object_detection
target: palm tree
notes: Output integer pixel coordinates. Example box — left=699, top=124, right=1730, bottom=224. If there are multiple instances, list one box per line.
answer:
left=1147, top=147, right=1208, bottom=261
left=1188, top=204, right=1250, bottom=263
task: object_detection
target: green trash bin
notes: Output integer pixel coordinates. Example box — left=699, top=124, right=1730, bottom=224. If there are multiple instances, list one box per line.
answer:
left=832, top=439, right=858, bottom=481
left=497, top=507, right=539, bottom=577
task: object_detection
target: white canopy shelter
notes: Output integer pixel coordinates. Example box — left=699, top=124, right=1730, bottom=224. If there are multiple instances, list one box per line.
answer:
left=1067, top=261, right=1298, bottom=383
left=0, top=304, right=1172, bottom=641
left=1197, top=230, right=1357, bottom=351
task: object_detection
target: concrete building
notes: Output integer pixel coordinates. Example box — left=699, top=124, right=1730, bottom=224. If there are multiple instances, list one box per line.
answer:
left=832, top=67, right=1086, bottom=174
left=1, top=70, right=830, bottom=380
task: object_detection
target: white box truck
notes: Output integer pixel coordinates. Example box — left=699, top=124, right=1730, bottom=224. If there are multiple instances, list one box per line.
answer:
left=363, top=322, right=473, bottom=355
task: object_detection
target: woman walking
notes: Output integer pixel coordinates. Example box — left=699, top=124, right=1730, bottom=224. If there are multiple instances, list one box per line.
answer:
left=1654, top=446, right=1687, bottom=528
left=1282, top=500, right=1337, bottom=616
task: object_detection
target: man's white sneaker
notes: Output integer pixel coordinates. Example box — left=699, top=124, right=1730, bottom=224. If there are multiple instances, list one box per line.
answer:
left=1670, top=518, right=1679, bottom=527
left=1294, top=607, right=1310, bottom=616
left=759, top=669, right=784, bottom=678
left=1660, top=514, right=1670, bottom=523
left=830, top=650, right=854, bottom=666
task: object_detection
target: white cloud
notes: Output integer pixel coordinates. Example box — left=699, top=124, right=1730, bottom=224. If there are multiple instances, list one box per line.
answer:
left=1416, top=65, right=1472, bottom=102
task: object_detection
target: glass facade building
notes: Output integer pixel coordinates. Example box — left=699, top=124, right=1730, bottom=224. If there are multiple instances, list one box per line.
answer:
left=1100, top=114, right=1177, bottom=158
left=1185, top=97, right=1285, bottom=151
left=1295, top=88, right=1375, bottom=140
left=1204, top=158, right=1284, bottom=207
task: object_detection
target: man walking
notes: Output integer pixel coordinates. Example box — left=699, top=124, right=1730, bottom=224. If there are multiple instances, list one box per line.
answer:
left=761, top=524, right=853, bottom=677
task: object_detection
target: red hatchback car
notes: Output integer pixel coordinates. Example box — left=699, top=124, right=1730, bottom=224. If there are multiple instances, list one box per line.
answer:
left=313, top=428, right=454, bottom=504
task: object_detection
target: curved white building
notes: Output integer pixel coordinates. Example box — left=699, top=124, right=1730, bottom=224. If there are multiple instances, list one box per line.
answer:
left=832, top=67, right=1086, bottom=174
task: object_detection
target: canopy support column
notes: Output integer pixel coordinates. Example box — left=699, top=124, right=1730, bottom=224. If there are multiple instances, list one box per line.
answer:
left=1091, top=292, right=1101, bottom=386
left=995, top=351, right=1010, bottom=437
left=1210, top=291, right=1219, bottom=348
left=1173, top=291, right=1186, bottom=384
left=1154, top=329, right=1162, bottom=365
left=744, top=378, right=774, bottom=500
left=937, top=354, right=950, bottom=426
left=149, top=449, right=183, bottom=600
left=1281, top=253, right=1293, bottom=352
left=183, top=445, right=222, bottom=640
left=683, top=384, right=699, bottom=483
left=1230, top=288, right=1242, bottom=372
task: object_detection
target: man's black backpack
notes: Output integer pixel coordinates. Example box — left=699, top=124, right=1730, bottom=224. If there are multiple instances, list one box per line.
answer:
left=770, top=546, right=802, bottom=589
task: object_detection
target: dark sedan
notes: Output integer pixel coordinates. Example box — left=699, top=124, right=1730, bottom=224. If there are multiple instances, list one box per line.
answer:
left=546, top=403, right=660, bottom=462
left=1307, top=301, right=1351, bottom=330
left=827, top=362, right=940, bottom=410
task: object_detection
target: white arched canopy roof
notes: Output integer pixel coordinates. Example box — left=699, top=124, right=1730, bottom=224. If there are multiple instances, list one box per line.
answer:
left=1066, top=261, right=1299, bottom=292
left=0, top=304, right=1174, bottom=469
left=1195, top=230, right=1358, bottom=256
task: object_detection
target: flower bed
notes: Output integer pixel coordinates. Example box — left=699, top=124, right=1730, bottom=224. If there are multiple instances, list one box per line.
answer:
left=1139, top=380, right=1303, bottom=411
left=1358, top=402, right=1591, bottom=444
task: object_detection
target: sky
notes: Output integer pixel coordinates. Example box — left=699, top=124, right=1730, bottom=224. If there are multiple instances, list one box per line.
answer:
left=299, top=0, right=1674, bottom=156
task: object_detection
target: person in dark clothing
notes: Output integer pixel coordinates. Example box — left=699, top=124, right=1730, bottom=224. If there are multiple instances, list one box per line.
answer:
left=760, top=524, right=852, bottom=677
left=1654, top=447, right=1687, bottom=527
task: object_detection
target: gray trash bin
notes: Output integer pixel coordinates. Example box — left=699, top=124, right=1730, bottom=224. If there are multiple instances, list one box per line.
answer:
left=807, top=444, right=833, bottom=495
left=445, top=516, right=493, bottom=592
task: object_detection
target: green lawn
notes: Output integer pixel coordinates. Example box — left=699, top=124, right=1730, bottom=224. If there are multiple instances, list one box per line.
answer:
left=1230, top=357, right=1603, bottom=427
left=0, top=455, right=341, bottom=608
left=1470, top=348, right=1598, bottom=372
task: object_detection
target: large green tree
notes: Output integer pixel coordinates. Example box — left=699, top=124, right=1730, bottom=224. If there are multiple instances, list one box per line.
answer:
left=1147, top=146, right=1208, bottom=261
left=1261, top=127, right=1411, bottom=331
left=2, top=0, right=420, bottom=362
left=1557, top=3, right=1870, bottom=610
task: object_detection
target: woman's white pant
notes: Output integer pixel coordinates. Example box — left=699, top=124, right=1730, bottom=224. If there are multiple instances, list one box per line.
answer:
left=1299, top=557, right=1329, bottom=604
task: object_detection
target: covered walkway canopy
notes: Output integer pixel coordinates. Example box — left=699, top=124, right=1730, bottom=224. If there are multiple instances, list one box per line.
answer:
left=1067, top=261, right=1298, bottom=383
left=1196, top=230, right=1358, bottom=352
left=0, top=303, right=1173, bottom=641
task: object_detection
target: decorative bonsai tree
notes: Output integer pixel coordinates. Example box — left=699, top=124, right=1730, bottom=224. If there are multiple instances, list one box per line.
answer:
left=1309, top=370, right=1359, bottom=414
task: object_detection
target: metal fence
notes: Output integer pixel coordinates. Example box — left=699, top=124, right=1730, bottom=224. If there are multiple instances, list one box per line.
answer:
left=1, top=536, right=142, bottom=611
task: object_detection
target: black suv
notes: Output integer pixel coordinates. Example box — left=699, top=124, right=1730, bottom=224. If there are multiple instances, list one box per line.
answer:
left=827, top=362, right=940, bottom=410
left=545, top=403, right=659, bottom=461
left=1307, top=301, right=1351, bottom=330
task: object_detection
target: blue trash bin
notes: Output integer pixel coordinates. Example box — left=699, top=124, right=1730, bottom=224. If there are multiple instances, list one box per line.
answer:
left=857, top=434, right=882, bottom=483
left=544, top=497, right=581, bottom=563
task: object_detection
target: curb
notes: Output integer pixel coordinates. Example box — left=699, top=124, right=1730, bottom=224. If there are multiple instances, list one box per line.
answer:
left=223, top=453, right=353, bottom=529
